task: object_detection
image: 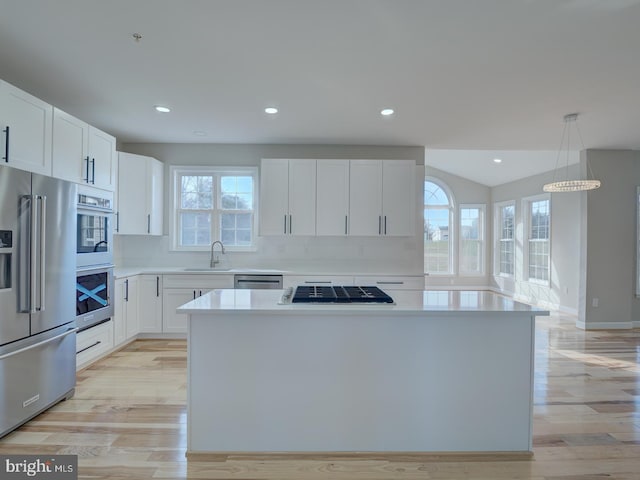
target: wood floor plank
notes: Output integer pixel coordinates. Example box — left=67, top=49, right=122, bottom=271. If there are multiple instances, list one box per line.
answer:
left=1, top=315, right=639, bottom=478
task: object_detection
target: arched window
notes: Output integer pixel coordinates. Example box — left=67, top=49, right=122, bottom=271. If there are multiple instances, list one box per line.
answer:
left=424, top=179, right=453, bottom=274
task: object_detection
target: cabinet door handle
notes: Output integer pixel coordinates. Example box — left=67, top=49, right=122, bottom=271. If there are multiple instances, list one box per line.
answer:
left=377, top=281, right=403, bottom=285
left=304, top=281, right=332, bottom=284
left=77, top=340, right=101, bottom=355
left=124, top=279, right=129, bottom=302
left=193, top=290, right=196, bottom=300
left=91, top=158, right=96, bottom=184
left=378, top=216, right=382, bottom=235
left=147, top=214, right=151, bottom=234
left=156, top=276, right=160, bottom=297
left=384, top=216, right=387, bottom=235
left=84, top=156, right=91, bottom=183
left=284, top=215, right=287, bottom=234
left=115, top=212, right=119, bottom=232
left=345, top=215, right=348, bottom=235
left=2, top=126, right=9, bottom=163
left=289, top=214, right=292, bottom=234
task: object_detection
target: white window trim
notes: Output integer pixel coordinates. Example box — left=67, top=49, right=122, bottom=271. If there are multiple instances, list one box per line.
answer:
left=523, top=193, right=551, bottom=286
left=169, top=165, right=259, bottom=252
left=424, top=176, right=456, bottom=275
left=458, top=203, right=486, bottom=276
left=493, top=200, right=516, bottom=278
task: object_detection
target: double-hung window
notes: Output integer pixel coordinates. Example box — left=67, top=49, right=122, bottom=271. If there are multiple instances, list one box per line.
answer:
left=526, top=196, right=550, bottom=283
left=424, top=179, right=453, bottom=274
left=495, top=202, right=515, bottom=276
left=459, top=205, right=485, bottom=275
left=171, top=166, right=258, bottom=251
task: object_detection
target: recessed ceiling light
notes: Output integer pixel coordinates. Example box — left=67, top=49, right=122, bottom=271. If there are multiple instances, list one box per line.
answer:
left=380, top=108, right=395, bottom=116
left=193, top=130, right=207, bottom=137
left=493, top=158, right=503, bottom=164
left=265, top=107, right=278, bottom=114
left=154, top=105, right=171, bottom=113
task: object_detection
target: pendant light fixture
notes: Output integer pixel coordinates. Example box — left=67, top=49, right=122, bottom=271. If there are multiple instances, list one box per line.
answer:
left=543, top=113, right=601, bottom=193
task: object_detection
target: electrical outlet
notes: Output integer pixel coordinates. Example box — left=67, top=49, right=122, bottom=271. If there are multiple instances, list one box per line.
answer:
left=592, top=297, right=599, bottom=308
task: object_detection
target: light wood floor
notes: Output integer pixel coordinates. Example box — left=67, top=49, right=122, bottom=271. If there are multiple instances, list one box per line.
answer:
left=1, top=313, right=639, bottom=479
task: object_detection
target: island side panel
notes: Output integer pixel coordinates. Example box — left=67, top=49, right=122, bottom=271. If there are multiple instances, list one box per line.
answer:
left=187, top=311, right=535, bottom=453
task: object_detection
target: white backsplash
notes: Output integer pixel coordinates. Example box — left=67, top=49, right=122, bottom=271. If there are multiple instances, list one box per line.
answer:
left=114, top=234, right=422, bottom=275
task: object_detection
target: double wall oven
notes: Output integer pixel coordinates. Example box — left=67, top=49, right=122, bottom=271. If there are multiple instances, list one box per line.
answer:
left=76, top=186, right=114, bottom=331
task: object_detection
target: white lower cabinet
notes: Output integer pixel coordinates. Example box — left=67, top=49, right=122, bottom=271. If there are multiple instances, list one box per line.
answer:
left=138, top=274, right=163, bottom=333
left=114, top=276, right=139, bottom=345
left=283, top=275, right=354, bottom=289
left=162, top=274, right=234, bottom=334
left=76, top=320, right=114, bottom=370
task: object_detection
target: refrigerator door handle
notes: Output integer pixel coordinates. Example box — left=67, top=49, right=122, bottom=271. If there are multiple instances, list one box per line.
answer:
left=18, top=195, right=33, bottom=313
left=29, top=195, right=38, bottom=313
left=37, top=195, right=46, bottom=311
left=0, top=327, right=77, bottom=360
left=2, top=125, right=8, bottom=162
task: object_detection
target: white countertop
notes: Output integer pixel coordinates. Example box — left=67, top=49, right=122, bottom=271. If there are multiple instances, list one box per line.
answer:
left=113, top=266, right=425, bottom=279
left=114, top=267, right=291, bottom=278
left=177, top=289, right=548, bottom=316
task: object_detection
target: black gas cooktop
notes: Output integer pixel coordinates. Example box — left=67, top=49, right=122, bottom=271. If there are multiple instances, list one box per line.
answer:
left=292, top=285, right=394, bottom=304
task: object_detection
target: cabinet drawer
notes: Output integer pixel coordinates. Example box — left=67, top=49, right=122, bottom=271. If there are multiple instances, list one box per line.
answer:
left=162, top=274, right=234, bottom=289
left=76, top=320, right=114, bottom=369
left=283, top=275, right=354, bottom=289
left=353, top=276, right=424, bottom=290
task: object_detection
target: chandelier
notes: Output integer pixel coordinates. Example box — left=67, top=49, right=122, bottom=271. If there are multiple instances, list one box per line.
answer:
left=543, top=113, right=601, bottom=193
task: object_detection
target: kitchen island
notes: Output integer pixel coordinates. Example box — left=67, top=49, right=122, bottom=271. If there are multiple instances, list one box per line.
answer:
left=178, top=289, right=548, bottom=454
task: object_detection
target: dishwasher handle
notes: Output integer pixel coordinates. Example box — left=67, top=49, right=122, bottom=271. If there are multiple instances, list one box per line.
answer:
left=234, top=274, right=283, bottom=289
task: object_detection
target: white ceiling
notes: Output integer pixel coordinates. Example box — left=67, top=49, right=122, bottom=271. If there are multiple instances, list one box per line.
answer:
left=1, top=0, right=639, bottom=186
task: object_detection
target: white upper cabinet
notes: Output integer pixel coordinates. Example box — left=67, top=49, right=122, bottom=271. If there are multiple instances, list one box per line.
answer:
left=260, top=158, right=316, bottom=236
left=0, top=79, right=53, bottom=175
left=316, top=159, right=350, bottom=236
left=349, top=160, right=384, bottom=236
left=117, top=152, right=163, bottom=235
left=52, top=108, right=116, bottom=191
left=381, top=160, right=416, bottom=236
left=88, top=126, right=117, bottom=191
left=349, top=160, right=415, bottom=236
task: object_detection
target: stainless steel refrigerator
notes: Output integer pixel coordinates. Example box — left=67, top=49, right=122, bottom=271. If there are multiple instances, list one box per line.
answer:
left=0, top=166, right=77, bottom=438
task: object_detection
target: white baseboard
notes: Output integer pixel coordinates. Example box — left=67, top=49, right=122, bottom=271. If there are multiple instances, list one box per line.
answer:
left=575, top=320, right=635, bottom=330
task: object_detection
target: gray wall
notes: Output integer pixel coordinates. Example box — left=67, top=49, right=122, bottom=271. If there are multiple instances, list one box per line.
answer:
left=580, top=149, right=640, bottom=328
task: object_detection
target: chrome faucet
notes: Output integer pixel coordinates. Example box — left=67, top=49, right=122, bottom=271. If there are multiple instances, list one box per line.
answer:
left=210, top=240, right=226, bottom=268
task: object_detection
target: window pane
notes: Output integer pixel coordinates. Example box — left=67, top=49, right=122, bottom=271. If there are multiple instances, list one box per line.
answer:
left=424, top=181, right=449, bottom=206
left=528, top=199, right=550, bottom=281
left=180, top=212, right=211, bottom=246
left=501, top=205, right=514, bottom=239
left=221, top=176, right=253, bottom=210
left=220, top=213, right=253, bottom=247
left=460, top=207, right=483, bottom=275
left=498, top=204, right=515, bottom=276
left=424, top=208, right=450, bottom=273
left=236, top=213, right=251, bottom=228
left=181, top=175, right=213, bottom=209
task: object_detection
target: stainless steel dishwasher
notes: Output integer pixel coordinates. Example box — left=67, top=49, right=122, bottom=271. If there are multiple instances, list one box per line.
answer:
left=234, top=274, right=283, bottom=289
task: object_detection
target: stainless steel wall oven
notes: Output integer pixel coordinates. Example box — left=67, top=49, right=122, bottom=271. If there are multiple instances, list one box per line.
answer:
left=76, top=186, right=113, bottom=268
left=76, top=265, right=114, bottom=331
